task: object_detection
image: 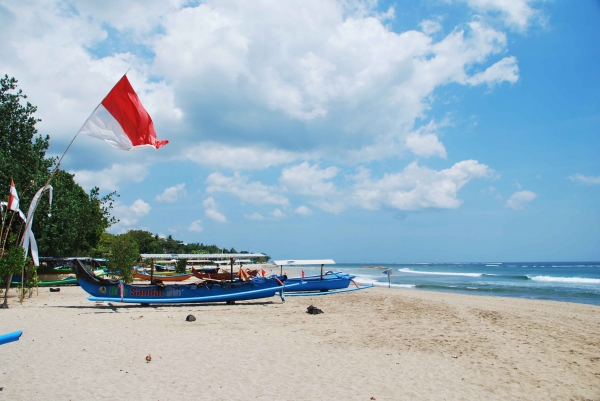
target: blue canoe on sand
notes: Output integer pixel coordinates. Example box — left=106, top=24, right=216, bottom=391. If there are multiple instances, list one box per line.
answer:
left=72, top=260, right=297, bottom=304
left=0, top=331, right=23, bottom=346
left=284, top=272, right=374, bottom=296
left=285, top=271, right=355, bottom=292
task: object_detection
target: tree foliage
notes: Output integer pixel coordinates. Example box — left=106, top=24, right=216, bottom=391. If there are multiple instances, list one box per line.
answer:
left=106, top=234, right=139, bottom=283
left=0, top=245, right=27, bottom=308
left=0, top=75, right=116, bottom=257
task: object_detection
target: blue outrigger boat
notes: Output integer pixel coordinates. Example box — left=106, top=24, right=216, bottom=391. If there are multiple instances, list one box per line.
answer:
left=274, top=259, right=373, bottom=296
left=73, top=255, right=297, bottom=304
left=0, top=330, right=22, bottom=346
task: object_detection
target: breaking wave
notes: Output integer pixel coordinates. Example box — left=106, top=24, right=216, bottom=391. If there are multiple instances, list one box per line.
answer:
left=399, top=268, right=482, bottom=277
left=528, top=276, right=600, bottom=284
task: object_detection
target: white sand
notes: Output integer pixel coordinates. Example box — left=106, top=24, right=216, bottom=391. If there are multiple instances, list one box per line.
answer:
left=1, top=286, right=598, bottom=400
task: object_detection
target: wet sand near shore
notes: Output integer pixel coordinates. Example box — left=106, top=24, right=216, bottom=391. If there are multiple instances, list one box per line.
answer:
left=1, top=286, right=598, bottom=400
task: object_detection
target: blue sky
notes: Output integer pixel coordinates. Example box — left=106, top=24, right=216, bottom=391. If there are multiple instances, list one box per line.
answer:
left=1, top=0, right=598, bottom=262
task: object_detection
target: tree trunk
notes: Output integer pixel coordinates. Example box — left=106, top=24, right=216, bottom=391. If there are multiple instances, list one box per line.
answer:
left=1, top=273, right=12, bottom=309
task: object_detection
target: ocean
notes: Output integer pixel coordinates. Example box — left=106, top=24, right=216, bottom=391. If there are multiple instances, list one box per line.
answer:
left=294, top=262, right=600, bottom=306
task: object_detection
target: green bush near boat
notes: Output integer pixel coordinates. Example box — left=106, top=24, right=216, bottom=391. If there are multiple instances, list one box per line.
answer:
left=106, top=235, right=139, bottom=284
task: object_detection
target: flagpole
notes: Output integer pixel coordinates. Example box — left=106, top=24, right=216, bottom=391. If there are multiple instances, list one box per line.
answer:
left=18, top=69, right=132, bottom=248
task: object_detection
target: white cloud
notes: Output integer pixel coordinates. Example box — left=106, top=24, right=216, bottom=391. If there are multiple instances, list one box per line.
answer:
left=295, top=205, right=313, bottom=216
left=459, top=0, right=543, bottom=31
left=244, top=212, right=264, bottom=220
left=203, top=197, right=228, bottom=223
left=271, top=209, right=285, bottom=219
left=506, top=190, right=537, bottom=210
left=150, top=4, right=520, bottom=162
left=182, top=143, right=302, bottom=170
left=420, top=19, right=442, bottom=35
left=351, top=160, right=494, bottom=211
left=404, top=121, right=448, bottom=158
left=0, top=1, right=525, bottom=172
left=71, top=163, right=149, bottom=191
left=155, top=183, right=187, bottom=203
left=108, top=199, right=151, bottom=233
left=569, top=174, right=600, bottom=186
left=466, top=56, right=519, bottom=87
left=188, top=219, right=203, bottom=232
left=279, top=162, right=339, bottom=196
left=206, top=172, right=289, bottom=205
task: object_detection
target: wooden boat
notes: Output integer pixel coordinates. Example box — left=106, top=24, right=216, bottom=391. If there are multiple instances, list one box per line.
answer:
left=191, top=267, right=259, bottom=280
left=134, top=271, right=192, bottom=282
left=0, top=331, right=22, bottom=346
left=72, top=260, right=297, bottom=304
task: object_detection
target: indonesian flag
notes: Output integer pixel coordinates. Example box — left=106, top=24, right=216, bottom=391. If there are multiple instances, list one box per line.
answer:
left=8, top=179, right=19, bottom=211
left=78, top=75, right=168, bottom=150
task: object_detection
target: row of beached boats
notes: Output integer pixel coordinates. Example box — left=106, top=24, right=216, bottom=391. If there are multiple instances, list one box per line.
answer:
left=72, top=254, right=373, bottom=305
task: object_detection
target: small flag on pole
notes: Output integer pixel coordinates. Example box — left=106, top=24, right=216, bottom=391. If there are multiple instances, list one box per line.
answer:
left=383, top=269, right=392, bottom=288
left=78, top=75, right=169, bottom=151
left=8, top=179, right=19, bottom=211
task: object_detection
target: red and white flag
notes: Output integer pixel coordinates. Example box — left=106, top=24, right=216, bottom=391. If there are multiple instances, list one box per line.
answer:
left=7, top=179, right=19, bottom=211
left=78, top=75, right=168, bottom=151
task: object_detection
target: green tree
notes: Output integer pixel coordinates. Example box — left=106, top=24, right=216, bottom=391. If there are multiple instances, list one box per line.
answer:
left=34, top=174, right=117, bottom=257
left=106, top=235, right=139, bottom=283
left=175, top=259, right=188, bottom=274
left=0, top=245, right=27, bottom=308
left=0, top=75, right=117, bottom=257
left=124, top=230, right=158, bottom=254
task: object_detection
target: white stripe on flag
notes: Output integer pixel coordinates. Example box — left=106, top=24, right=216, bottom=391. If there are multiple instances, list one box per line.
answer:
left=79, top=105, right=156, bottom=151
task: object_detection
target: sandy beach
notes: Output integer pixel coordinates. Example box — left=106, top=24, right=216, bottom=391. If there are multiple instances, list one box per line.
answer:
left=1, top=285, right=598, bottom=400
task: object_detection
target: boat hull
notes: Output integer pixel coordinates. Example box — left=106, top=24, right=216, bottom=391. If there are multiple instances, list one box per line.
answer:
left=73, top=260, right=292, bottom=304
left=284, top=272, right=355, bottom=292
left=0, top=331, right=22, bottom=346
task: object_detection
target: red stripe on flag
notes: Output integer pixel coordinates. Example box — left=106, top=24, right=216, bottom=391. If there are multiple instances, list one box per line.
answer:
left=101, top=76, right=168, bottom=149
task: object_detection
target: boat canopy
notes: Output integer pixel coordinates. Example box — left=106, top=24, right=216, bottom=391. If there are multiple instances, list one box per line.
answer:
left=141, top=253, right=265, bottom=260
left=273, top=259, right=335, bottom=266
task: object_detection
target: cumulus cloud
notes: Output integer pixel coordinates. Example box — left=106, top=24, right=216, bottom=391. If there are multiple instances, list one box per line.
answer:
left=203, top=197, right=228, bottom=223
left=149, top=3, right=521, bottom=162
left=72, top=163, right=149, bottom=191
left=0, top=0, right=526, bottom=174
left=466, top=56, right=519, bottom=87
left=188, top=219, right=203, bottom=232
left=458, top=0, right=543, bottom=31
left=506, top=190, right=537, bottom=210
left=182, top=143, right=302, bottom=170
left=279, top=162, right=339, bottom=196
left=351, top=160, right=494, bottom=211
left=155, top=183, right=187, bottom=203
left=206, top=172, right=289, bottom=205
left=404, top=121, right=448, bottom=158
left=271, top=209, right=285, bottom=219
left=295, top=205, right=313, bottom=216
left=244, top=212, right=264, bottom=220
left=108, top=199, right=151, bottom=233
left=569, top=174, right=600, bottom=186
left=420, top=19, right=443, bottom=35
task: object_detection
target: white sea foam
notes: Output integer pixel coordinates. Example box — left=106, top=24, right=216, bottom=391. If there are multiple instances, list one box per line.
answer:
left=353, top=275, right=415, bottom=289
left=399, top=268, right=482, bottom=277
left=529, top=276, right=600, bottom=284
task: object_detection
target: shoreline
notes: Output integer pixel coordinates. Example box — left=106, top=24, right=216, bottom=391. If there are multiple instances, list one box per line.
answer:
left=1, top=285, right=598, bottom=400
